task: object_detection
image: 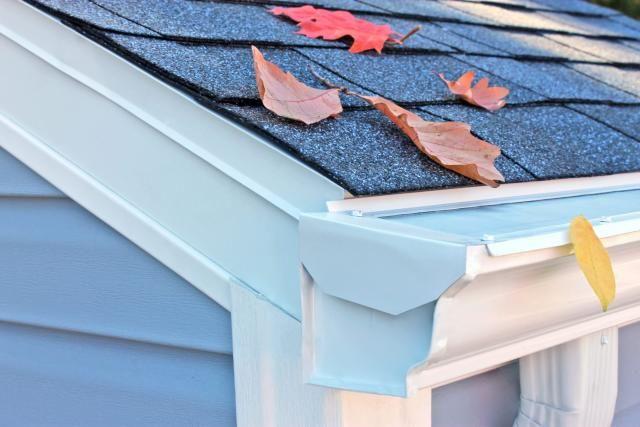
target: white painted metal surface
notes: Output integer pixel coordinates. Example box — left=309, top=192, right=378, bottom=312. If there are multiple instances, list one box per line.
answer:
left=328, top=173, right=640, bottom=216
left=514, top=328, right=618, bottom=427
left=231, top=284, right=432, bottom=427
left=409, top=238, right=640, bottom=392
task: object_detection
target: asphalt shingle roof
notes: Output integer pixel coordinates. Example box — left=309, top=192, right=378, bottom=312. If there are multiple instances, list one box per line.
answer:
left=26, top=0, right=640, bottom=196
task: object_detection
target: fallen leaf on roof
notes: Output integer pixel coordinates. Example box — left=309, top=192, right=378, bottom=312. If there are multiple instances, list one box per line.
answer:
left=439, top=71, right=509, bottom=112
left=570, top=215, right=616, bottom=312
left=356, top=94, right=504, bottom=187
left=252, top=46, right=342, bottom=125
left=270, top=5, right=417, bottom=54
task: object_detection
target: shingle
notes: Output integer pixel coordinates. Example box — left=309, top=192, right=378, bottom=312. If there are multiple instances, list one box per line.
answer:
left=611, top=14, right=640, bottom=33
left=458, top=0, right=542, bottom=9
left=421, top=22, right=504, bottom=55
left=441, top=1, right=581, bottom=32
left=441, top=23, right=601, bottom=60
left=624, top=40, right=640, bottom=51
left=570, top=63, right=640, bottom=98
left=356, top=0, right=490, bottom=23
left=569, top=104, right=640, bottom=141
left=545, top=34, right=640, bottom=63
left=422, top=104, right=640, bottom=179
left=298, top=48, right=544, bottom=103
left=219, top=105, right=534, bottom=195
left=29, top=0, right=156, bottom=34
left=230, top=0, right=384, bottom=13
left=94, top=0, right=333, bottom=46
left=379, top=17, right=504, bottom=55
left=454, top=54, right=638, bottom=102
left=529, top=0, right=618, bottom=16
left=540, top=13, right=640, bottom=38
left=376, top=17, right=457, bottom=52
left=102, top=34, right=371, bottom=106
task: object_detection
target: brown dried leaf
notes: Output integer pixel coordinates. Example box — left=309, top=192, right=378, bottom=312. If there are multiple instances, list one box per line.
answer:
left=357, top=95, right=504, bottom=187
left=439, top=71, right=509, bottom=112
left=252, top=46, right=342, bottom=124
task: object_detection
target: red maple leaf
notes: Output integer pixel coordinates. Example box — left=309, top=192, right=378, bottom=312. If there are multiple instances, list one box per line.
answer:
left=438, top=71, right=509, bottom=112
left=271, top=5, right=402, bottom=54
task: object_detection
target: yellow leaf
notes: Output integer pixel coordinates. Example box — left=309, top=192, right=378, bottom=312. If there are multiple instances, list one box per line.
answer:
left=569, top=215, right=616, bottom=312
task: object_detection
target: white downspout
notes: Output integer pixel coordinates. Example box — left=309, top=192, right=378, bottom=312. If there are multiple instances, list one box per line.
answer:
left=514, top=328, right=618, bottom=427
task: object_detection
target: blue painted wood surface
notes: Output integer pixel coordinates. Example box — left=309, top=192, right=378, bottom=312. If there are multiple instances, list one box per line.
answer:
left=0, top=149, right=236, bottom=426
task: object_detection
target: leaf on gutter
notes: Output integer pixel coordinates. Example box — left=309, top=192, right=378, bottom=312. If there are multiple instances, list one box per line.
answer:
left=355, top=94, right=504, bottom=187
left=252, top=46, right=342, bottom=125
left=570, top=215, right=616, bottom=312
left=439, top=71, right=509, bottom=112
left=270, top=5, right=419, bottom=54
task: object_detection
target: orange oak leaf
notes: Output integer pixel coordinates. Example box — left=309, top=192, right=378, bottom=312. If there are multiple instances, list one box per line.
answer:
left=270, top=5, right=402, bottom=53
left=357, top=94, right=504, bottom=187
left=438, top=71, right=509, bottom=112
left=252, top=46, right=342, bottom=125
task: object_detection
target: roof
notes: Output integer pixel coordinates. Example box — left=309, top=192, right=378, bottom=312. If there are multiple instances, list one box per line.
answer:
left=23, top=0, right=640, bottom=196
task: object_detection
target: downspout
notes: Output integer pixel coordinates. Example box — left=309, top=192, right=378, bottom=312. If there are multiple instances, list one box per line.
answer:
left=514, top=328, right=618, bottom=427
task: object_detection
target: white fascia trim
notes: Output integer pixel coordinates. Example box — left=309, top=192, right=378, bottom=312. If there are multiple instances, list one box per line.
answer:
left=328, top=173, right=640, bottom=216
left=2, top=0, right=345, bottom=219
left=0, top=113, right=235, bottom=310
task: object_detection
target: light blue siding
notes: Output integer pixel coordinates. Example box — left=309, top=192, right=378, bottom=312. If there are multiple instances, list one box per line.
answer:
left=0, top=149, right=236, bottom=426
left=433, top=363, right=520, bottom=427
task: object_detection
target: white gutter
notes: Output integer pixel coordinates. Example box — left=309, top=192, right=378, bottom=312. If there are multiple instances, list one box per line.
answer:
left=300, top=207, right=640, bottom=419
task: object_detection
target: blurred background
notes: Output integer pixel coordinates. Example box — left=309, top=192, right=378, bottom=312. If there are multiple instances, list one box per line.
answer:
left=591, top=0, right=640, bottom=18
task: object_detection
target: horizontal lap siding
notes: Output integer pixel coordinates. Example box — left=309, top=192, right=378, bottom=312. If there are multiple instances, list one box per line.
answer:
left=0, top=148, right=236, bottom=426
left=433, top=362, right=520, bottom=427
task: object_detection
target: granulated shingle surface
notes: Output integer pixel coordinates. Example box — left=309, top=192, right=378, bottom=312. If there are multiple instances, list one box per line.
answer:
left=422, top=104, right=640, bottom=179
left=441, top=23, right=602, bottom=60
left=32, top=0, right=156, bottom=34
left=103, top=33, right=373, bottom=106
left=221, top=105, right=535, bottom=195
left=569, top=105, right=640, bottom=141
left=569, top=63, right=640, bottom=98
left=545, top=34, right=640, bottom=63
left=26, top=0, right=640, bottom=196
left=298, top=48, right=544, bottom=103
left=454, top=54, right=639, bottom=102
